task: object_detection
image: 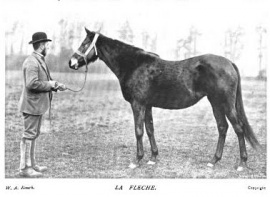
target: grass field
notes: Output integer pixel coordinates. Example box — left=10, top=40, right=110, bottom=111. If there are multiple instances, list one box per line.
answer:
left=5, top=70, right=266, bottom=178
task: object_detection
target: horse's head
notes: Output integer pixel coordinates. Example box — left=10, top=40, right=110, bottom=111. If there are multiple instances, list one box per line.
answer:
left=69, top=28, right=99, bottom=70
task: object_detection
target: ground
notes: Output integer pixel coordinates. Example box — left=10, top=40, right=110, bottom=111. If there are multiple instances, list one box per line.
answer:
left=5, top=70, right=266, bottom=178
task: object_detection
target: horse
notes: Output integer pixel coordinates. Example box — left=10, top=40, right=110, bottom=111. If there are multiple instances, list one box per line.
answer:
left=68, top=28, right=261, bottom=171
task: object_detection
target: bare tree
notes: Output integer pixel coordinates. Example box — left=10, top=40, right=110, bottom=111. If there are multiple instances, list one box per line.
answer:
left=189, top=26, right=201, bottom=56
left=256, top=25, right=267, bottom=78
left=224, top=27, right=244, bottom=62
left=175, top=27, right=201, bottom=59
left=58, top=19, right=75, bottom=49
left=118, top=21, right=134, bottom=43
left=19, top=34, right=25, bottom=55
left=57, top=19, right=75, bottom=72
left=150, top=34, right=157, bottom=53
left=94, top=21, right=104, bottom=33
left=175, top=39, right=190, bottom=59
left=5, top=21, right=20, bottom=55
left=142, top=31, right=150, bottom=49
left=141, top=31, right=157, bottom=52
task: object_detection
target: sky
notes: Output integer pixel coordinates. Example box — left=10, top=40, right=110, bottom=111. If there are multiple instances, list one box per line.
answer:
left=2, top=0, right=269, bottom=76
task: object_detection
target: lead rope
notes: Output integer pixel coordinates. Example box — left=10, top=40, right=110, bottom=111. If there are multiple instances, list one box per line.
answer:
left=65, top=64, right=88, bottom=92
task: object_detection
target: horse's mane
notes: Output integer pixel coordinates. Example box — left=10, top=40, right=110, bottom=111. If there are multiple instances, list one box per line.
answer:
left=102, top=34, right=159, bottom=60
left=98, top=34, right=160, bottom=73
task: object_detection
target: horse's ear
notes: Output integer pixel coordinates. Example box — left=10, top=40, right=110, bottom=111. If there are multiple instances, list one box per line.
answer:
left=85, top=27, right=91, bottom=35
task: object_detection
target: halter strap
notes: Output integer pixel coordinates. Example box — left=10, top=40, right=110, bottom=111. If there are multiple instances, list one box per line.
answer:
left=85, top=33, right=99, bottom=56
left=75, top=33, right=99, bottom=64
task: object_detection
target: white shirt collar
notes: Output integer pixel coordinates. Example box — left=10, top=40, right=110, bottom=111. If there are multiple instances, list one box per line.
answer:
left=33, top=51, right=44, bottom=58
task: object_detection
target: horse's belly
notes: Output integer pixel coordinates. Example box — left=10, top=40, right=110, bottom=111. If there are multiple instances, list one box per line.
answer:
left=149, top=89, right=204, bottom=109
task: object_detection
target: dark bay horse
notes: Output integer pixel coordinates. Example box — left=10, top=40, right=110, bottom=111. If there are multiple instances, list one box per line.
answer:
left=69, top=28, right=261, bottom=171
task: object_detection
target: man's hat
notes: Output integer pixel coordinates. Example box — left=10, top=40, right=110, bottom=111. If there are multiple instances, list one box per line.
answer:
left=29, top=32, right=52, bottom=44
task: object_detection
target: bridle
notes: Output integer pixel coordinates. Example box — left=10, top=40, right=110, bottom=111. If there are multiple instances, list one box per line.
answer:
left=66, top=33, right=99, bottom=92
left=75, top=33, right=99, bottom=67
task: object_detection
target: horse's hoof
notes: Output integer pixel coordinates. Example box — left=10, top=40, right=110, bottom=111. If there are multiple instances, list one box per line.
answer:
left=129, top=163, right=138, bottom=169
left=237, top=166, right=244, bottom=172
left=147, top=160, right=156, bottom=165
left=207, top=163, right=214, bottom=168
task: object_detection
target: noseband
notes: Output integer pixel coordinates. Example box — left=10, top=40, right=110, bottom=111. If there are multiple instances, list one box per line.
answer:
left=67, top=33, right=99, bottom=92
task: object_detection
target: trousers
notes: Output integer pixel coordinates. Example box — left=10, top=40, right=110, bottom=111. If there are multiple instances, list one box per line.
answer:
left=22, top=113, right=43, bottom=140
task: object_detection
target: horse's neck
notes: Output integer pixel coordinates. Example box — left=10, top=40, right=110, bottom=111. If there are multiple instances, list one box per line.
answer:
left=98, top=45, right=121, bottom=78
left=97, top=38, right=139, bottom=80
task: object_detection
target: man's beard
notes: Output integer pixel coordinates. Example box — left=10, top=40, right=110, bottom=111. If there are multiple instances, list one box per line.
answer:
left=41, top=48, right=47, bottom=56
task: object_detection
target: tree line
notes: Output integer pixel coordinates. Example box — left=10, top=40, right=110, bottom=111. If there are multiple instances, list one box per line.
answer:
left=5, top=20, right=267, bottom=78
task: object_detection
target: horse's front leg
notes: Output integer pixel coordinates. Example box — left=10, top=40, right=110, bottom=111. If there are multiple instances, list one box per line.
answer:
left=129, top=101, right=146, bottom=169
left=145, top=106, right=158, bottom=164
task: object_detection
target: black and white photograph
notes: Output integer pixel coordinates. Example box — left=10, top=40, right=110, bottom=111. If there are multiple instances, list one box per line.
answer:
left=2, top=0, right=269, bottom=196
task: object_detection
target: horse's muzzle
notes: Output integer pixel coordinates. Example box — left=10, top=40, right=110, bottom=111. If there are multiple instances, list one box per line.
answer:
left=69, top=58, right=79, bottom=70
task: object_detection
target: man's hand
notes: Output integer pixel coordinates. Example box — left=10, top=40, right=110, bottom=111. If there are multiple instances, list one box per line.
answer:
left=57, top=83, right=67, bottom=91
left=49, top=80, right=58, bottom=89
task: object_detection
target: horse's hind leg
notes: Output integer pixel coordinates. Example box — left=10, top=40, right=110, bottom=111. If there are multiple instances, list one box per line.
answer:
left=207, top=97, right=228, bottom=168
left=225, top=104, right=248, bottom=171
left=145, top=106, right=158, bottom=164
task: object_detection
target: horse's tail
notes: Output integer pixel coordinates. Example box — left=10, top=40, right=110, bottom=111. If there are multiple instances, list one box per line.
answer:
left=232, top=63, right=261, bottom=151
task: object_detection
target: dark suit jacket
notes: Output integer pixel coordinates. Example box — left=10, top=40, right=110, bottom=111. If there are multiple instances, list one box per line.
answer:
left=18, top=52, right=53, bottom=115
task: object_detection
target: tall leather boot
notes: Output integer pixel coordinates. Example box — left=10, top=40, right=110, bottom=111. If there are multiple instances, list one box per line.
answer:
left=19, top=139, right=42, bottom=178
left=31, top=139, right=47, bottom=172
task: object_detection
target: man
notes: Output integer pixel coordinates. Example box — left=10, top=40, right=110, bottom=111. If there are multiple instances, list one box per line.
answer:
left=18, top=32, right=66, bottom=177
